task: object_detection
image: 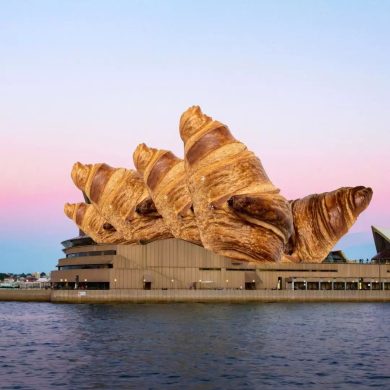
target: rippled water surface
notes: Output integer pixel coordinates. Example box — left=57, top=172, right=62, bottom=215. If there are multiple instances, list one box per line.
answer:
left=0, top=302, right=389, bottom=389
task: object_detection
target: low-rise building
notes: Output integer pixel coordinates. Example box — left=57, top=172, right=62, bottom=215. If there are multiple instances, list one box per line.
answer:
left=51, top=236, right=390, bottom=291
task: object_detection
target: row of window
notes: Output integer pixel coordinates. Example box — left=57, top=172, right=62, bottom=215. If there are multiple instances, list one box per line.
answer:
left=200, top=268, right=338, bottom=272
left=197, top=268, right=257, bottom=271
left=258, top=269, right=338, bottom=272
left=58, top=264, right=113, bottom=270
left=66, top=250, right=117, bottom=258
left=53, top=282, right=110, bottom=290
left=290, top=281, right=390, bottom=291
left=199, top=268, right=257, bottom=271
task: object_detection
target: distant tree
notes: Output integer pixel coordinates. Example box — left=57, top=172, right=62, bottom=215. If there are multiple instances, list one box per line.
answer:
left=40, top=272, right=46, bottom=278
left=0, top=273, right=8, bottom=281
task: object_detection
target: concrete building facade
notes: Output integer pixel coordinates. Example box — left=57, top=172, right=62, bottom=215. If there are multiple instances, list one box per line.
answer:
left=51, top=237, right=390, bottom=292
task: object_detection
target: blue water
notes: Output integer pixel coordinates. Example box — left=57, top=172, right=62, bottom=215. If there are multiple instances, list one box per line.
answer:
left=0, top=302, right=389, bottom=389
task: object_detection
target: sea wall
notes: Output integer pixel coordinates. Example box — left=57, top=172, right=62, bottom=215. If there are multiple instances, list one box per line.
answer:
left=1, top=289, right=389, bottom=303
left=52, top=289, right=390, bottom=303
left=0, top=289, right=51, bottom=302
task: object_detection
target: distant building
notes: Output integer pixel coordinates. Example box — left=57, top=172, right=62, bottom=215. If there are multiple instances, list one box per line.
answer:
left=371, top=226, right=390, bottom=264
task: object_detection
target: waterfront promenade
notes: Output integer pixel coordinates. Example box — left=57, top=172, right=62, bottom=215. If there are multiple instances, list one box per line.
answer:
left=1, top=289, right=389, bottom=303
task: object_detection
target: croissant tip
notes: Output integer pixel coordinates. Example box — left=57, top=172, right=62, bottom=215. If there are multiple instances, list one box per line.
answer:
left=353, top=186, right=373, bottom=213
left=181, top=105, right=202, bottom=117
left=191, top=105, right=202, bottom=113
left=64, top=203, right=75, bottom=218
left=133, top=143, right=157, bottom=173
left=134, top=143, right=148, bottom=155
left=179, top=105, right=214, bottom=142
left=72, top=161, right=84, bottom=171
left=186, top=105, right=202, bottom=113
left=71, top=162, right=91, bottom=190
left=133, top=144, right=144, bottom=170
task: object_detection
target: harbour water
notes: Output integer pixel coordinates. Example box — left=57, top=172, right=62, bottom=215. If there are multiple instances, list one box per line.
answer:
left=0, top=302, right=389, bottom=389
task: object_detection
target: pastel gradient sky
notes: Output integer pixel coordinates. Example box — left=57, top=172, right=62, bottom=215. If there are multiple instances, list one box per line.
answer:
left=1, top=1, right=389, bottom=273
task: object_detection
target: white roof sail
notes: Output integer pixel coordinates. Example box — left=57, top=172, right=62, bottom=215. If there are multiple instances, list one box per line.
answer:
left=371, top=226, right=390, bottom=253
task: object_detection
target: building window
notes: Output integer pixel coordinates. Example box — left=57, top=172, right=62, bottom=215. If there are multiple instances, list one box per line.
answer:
left=143, top=281, right=152, bottom=290
left=66, top=250, right=117, bottom=258
left=226, top=268, right=256, bottom=271
left=199, top=268, right=221, bottom=271
left=53, top=282, right=109, bottom=290
left=58, top=264, right=113, bottom=270
left=245, top=282, right=256, bottom=290
left=333, top=282, right=345, bottom=290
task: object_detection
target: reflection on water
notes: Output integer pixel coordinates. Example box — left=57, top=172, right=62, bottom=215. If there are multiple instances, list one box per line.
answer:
left=0, top=303, right=389, bottom=389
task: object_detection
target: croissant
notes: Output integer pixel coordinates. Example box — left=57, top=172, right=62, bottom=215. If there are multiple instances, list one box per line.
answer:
left=71, top=162, right=173, bottom=244
left=179, top=106, right=293, bottom=263
left=64, top=202, right=126, bottom=244
left=133, top=144, right=202, bottom=245
left=284, top=186, right=373, bottom=262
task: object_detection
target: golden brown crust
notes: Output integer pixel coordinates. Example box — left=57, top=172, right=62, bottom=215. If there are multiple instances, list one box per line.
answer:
left=288, top=186, right=373, bottom=262
left=132, top=143, right=154, bottom=175
left=133, top=143, right=202, bottom=245
left=71, top=162, right=91, bottom=191
left=180, top=106, right=293, bottom=262
left=64, top=202, right=127, bottom=244
left=180, top=105, right=213, bottom=144
left=71, top=162, right=172, bottom=243
left=146, top=151, right=181, bottom=192
left=89, top=164, right=115, bottom=203
left=186, top=126, right=236, bottom=166
left=75, top=203, right=87, bottom=226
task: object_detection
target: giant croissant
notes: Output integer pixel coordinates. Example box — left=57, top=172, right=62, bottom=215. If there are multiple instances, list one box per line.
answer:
left=64, top=202, right=127, bottom=244
left=179, top=106, right=294, bottom=262
left=65, top=106, right=373, bottom=264
left=71, top=162, right=172, bottom=244
left=133, top=144, right=202, bottom=245
left=284, top=186, right=373, bottom=262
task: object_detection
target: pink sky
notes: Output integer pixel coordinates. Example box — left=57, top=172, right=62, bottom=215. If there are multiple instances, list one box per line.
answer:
left=1, top=1, right=389, bottom=272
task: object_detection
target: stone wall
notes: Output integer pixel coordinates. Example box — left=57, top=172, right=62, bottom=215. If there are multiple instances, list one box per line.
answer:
left=0, top=289, right=51, bottom=302
left=51, top=289, right=390, bottom=303
left=1, top=288, right=389, bottom=303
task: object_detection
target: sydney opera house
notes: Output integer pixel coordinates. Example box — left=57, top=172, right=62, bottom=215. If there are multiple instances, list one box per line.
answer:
left=50, top=227, right=390, bottom=292
left=51, top=106, right=390, bottom=295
